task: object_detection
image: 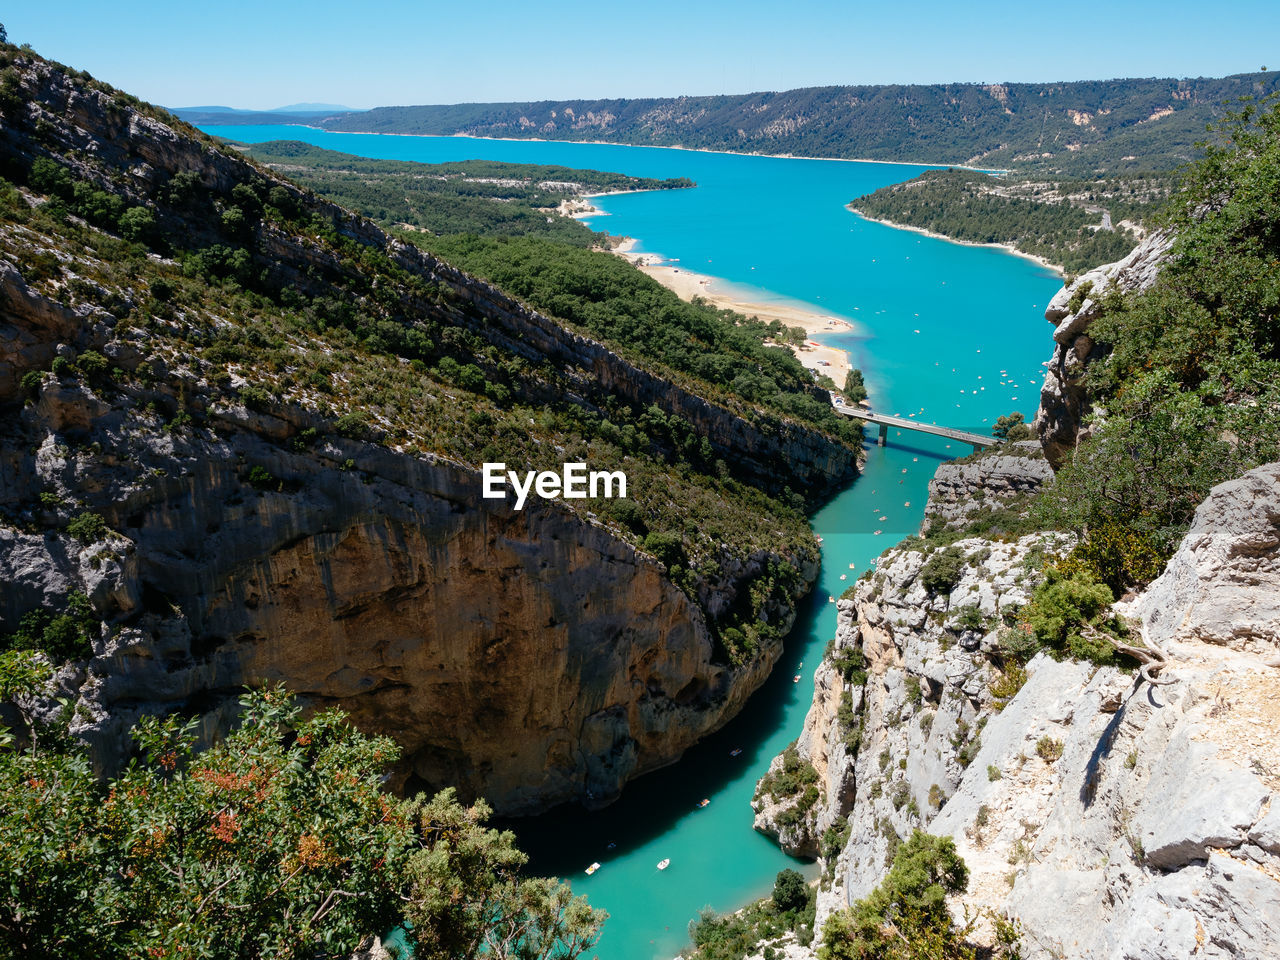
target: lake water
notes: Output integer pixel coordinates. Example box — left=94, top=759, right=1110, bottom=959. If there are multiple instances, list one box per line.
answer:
left=203, top=125, right=1062, bottom=960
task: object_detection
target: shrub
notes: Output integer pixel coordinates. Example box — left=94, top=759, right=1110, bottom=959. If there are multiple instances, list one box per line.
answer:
left=0, top=687, right=604, bottom=959
left=66, top=511, right=107, bottom=543
left=920, top=547, right=965, bottom=595
left=1022, top=567, right=1120, bottom=663
left=773, top=868, right=808, bottom=913
left=1057, top=520, right=1164, bottom=595
left=1035, top=736, right=1064, bottom=763
left=818, top=831, right=971, bottom=960
left=987, top=765, right=1003, bottom=782
left=1, top=591, right=98, bottom=662
left=988, top=662, right=1028, bottom=704
left=641, top=530, right=684, bottom=568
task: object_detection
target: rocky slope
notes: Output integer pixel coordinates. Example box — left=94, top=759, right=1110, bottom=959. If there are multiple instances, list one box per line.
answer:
left=1036, top=229, right=1171, bottom=467
left=755, top=406, right=1280, bottom=955
left=0, top=49, right=857, bottom=812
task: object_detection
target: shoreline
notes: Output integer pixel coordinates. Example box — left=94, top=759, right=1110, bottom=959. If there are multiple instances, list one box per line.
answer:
left=211, top=121, right=1004, bottom=173
left=611, top=238, right=855, bottom=387
left=848, top=206, right=1065, bottom=275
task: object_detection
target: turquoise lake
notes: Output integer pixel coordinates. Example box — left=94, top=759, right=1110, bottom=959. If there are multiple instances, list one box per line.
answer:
left=204, top=125, right=1063, bottom=960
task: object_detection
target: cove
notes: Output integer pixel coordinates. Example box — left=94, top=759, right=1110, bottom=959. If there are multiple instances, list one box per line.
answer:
left=202, top=125, right=1063, bottom=959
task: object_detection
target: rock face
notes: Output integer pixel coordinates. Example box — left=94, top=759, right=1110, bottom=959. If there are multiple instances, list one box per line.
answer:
left=755, top=528, right=1067, bottom=934
left=0, top=379, right=804, bottom=813
left=768, top=463, right=1280, bottom=959
left=921, top=441, right=1053, bottom=535
left=1130, top=462, right=1280, bottom=655
left=1036, top=230, right=1172, bottom=467
left=0, top=53, right=855, bottom=814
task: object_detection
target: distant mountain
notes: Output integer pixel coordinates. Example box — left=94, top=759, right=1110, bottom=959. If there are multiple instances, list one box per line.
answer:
left=313, top=72, right=1280, bottom=175
left=172, top=104, right=242, bottom=113
left=272, top=101, right=352, bottom=113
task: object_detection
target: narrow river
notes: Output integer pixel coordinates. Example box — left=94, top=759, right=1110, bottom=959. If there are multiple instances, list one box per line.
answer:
left=202, top=125, right=1062, bottom=959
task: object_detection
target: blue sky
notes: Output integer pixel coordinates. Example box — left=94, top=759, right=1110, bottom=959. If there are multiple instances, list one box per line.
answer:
left=7, top=1, right=1275, bottom=109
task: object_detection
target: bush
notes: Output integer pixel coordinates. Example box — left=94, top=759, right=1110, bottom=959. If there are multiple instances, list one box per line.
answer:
left=818, top=831, right=972, bottom=960
left=1036, top=736, right=1064, bottom=763
left=1, top=591, right=98, bottom=662
left=1022, top=567, right=1120, bottom=663
left=1057, top=520, right=1164, bottom=595
left=773, top=868, right=808, bottom=912
left=66, top=511, right=107, bottom=544
left=118, top=205, right=156, bottom=243
left=641, top=530, right=684, bottom=568
left=0, top=687, right=604, bottom=960
left=920, top=547, right=965, bottom=595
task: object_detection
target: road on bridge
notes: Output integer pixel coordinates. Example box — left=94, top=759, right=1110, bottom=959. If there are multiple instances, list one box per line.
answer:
left=832, top=404, right=997, bottom=451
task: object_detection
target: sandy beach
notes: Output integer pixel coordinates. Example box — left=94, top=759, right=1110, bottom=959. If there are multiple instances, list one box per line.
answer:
left=612, top=239, right=854, bottom=387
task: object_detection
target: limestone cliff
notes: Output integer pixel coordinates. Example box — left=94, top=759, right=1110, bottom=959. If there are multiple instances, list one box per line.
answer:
left=1036, top=230, right=1171, bottom=467
left=0, top=50, right=857, bottom=813
left=757, top=455, right=1280, bottom=958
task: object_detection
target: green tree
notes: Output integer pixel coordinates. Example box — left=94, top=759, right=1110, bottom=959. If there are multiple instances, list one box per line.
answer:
left=991, top=412, right=1025, bottom=440
left=404, top=789, right=605, bottom=960
left=772, top=868, right=809, bottom=912
left=818, top=831, right=972, bottom=960
left=0, top=684, right=605, bottom=959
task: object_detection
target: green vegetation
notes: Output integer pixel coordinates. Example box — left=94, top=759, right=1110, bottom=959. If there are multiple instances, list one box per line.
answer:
left=818, top=831, right=972, bottom=960
left=238, top=140, right=692, bottom=246
left=1018, top=567, right=1128, bottom=665
left=686, top=869, right=816, bottom=960
left=755, top=742, right=821, bottom=824
left=1035, top=735, right=1065, bottom=763
left=919, top=547, right=965, bottom=595
left=0, top=45, right=856, bottom=665
left=419, top=234, right=858, bottom=438
left=293, top=73, right=1280, bottom=176
left=1037, top=98, right=1280, bottom=579
left=852, top=169, right=1172, bottom=273
left=0, top=683, right=603, bottom=959
left=0, top=591, right=99, bottom=662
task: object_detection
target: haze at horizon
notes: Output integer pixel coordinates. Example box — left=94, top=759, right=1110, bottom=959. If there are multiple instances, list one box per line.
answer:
left=5, top=0, right=1275, bottom=112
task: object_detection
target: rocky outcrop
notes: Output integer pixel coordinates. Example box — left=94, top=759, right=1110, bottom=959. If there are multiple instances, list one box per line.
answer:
left=1036, top=230, right=1171, bottom=467
left=756, top=531, right=1066, bottom=935
left=769, top=464, right=1280, bottom=958
left=0, top=376, right=805, bottom=813
left=1130, top=461, right=1280, bottom=655
left=921, top=441, right=1053, bottom=535
left=0, top=52, right=854, bottom=814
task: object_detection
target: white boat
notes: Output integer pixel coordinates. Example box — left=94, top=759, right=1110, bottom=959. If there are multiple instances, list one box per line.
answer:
left=657, top=858, right=671, bottom=870
left=585, top=862, right=601, bottom=875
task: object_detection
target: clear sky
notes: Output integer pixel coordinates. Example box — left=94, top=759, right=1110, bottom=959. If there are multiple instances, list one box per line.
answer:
left=6, top=1, right=1276, bottom=110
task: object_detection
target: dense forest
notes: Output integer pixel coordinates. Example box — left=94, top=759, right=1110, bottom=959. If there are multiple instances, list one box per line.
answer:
left=237, top=140, right=691, bottom=245
left=851, top=169, right=1174, bottom=273
left=182, top=72, right=1280, bottom=176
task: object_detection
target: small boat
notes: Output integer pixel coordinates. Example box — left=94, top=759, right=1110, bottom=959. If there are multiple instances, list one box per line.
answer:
left=848, top=563, right=855, bottom=569
left=697, top=798, right=710, bottom=808
left=657, top=858, right=671, bottom=870
left=874, top=530, right=882, bottom=536
left=828, top=596, right=834, bottom=603
left=729, top=747, right=742, bottom=757
left=839, top=574, right=847, bottom=581
left=606, top=842, right=617, bottom=850
left=585, top=862, right=601, bottom=875
left=793, top=674, right=801, bottom=683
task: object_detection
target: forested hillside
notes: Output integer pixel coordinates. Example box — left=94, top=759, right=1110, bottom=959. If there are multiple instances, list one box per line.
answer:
left=238, top=140, right=691, bottom=244
left=851, top=168, right=1174, bottom=272
left=182, top=71, right=1280, bottom=175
